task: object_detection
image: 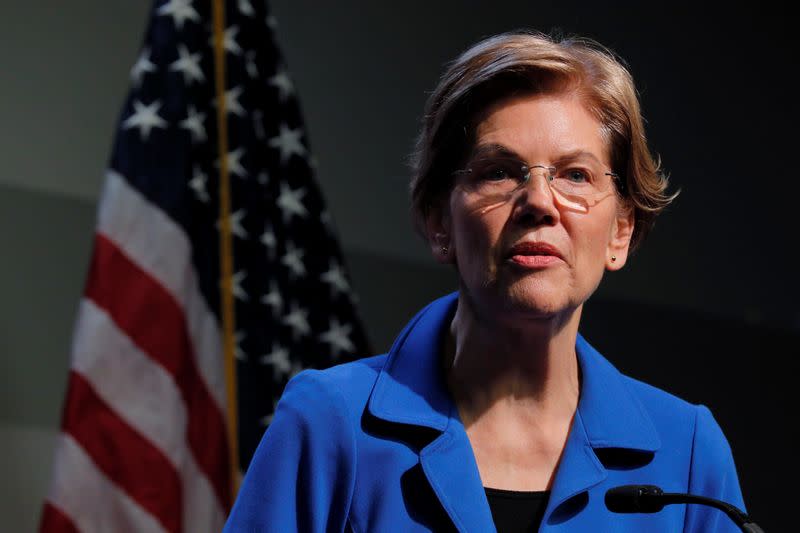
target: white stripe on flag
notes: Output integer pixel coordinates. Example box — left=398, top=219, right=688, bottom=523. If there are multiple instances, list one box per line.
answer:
left=71, top=298, right=226, bottom=532
left=97, top=170, right=226, bottom=413
left=46, top=434, right=169, bottom=533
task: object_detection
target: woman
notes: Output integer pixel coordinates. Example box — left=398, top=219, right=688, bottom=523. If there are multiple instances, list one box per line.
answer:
left=224, top=31, right=746, bottom=532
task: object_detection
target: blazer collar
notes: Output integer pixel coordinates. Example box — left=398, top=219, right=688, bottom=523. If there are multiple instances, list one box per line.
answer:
left=367, top=293, right=458, bottom=431
left=574, top=334, right=661, bottom=452
left=367, top=293, right=495, bottom=531
left=541, top=337, right=661, bottom=524
left=368, top=291, right=661, bottom=452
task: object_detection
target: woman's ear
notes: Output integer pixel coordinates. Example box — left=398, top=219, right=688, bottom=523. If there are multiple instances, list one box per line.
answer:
left=424, top=205, right=454, bottom=264
left=606, top=205, right=635, bottom=271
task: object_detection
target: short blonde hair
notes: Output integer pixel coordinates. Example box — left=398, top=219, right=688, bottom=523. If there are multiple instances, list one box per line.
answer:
left=410, top=30, right=677, bottom=251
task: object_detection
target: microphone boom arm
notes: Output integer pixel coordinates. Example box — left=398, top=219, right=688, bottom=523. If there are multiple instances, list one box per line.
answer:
left=605, top=485, right=765, bottom=533
left=659, top=492, right=764, bottom=533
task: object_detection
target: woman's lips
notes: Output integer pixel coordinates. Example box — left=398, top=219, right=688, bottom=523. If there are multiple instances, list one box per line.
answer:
left=506, top=242, right=564, bottom=268
left=509, top=254, right=562, bottom=267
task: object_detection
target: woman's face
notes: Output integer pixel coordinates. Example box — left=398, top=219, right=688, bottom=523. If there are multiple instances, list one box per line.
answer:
left=428, top=92, right=634, bottom=321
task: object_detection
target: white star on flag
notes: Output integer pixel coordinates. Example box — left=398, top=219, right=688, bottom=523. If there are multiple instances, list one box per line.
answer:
left=260, top=280, right=282, bottom=316
left=321, top=260, right=351, bottom=297
left=320, top=210, right=335, bottom=233
left=290, top=360, right=304, bottom=378
left=259, top=399, right=280, bottom=427
left=231, top=270, right=248, bottom=301
left=238, top=0, right=255, bottom=17
left=123, top=100, right=167, bottom=141
left=180, top=105, right=206, bottom=143
left=170, top=44, right=204, bottom=85
left=260, top=224, right=277, bottom=257
left=269, top=70, right=294, bottom=101
left=320, top=318, right=355, bottom=359
left=188, top=165, right=208, bottom=202
left=235, top=331, right=247, bottom=361
left=259, top=343, right=291, bottom=380
left=228, top=209, right=248, bottom=239
left=245, top=51, right=259, bottom=78
left=218, top=147, right=247, bottom=178
left=268, top=123, right=307, bottom=164
left=282, top=303, right=311, bottom=340
left=130, top=47, right=156, bottom=87
left=281, top=242, right=306, bottom=278
left=276, top=183, right=308, bottom=223
left=221, top=25, right=242, bottom=55
left=157, top=0, right=200, bottom=29
left=220, top=86, right=245, bottom=117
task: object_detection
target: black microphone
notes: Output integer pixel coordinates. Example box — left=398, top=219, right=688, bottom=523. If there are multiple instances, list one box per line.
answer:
left=605, top=485, right=765, bottom=533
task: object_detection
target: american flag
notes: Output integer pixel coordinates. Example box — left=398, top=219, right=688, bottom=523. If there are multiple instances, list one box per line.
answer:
left=40, top=0, right=370, bottom=531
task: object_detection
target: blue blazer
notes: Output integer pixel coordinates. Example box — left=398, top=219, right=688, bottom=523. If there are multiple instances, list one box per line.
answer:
left=224, top=293, right=746, bottom=532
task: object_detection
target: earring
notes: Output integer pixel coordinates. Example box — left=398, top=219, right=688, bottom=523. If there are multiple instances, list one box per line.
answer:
left=611, top=255, right=617, bottom=262
left=441, top=246, right=449, bottom=255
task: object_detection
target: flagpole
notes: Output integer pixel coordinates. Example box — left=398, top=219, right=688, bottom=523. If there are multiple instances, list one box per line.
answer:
left=211, top=0, right=240, bottom=499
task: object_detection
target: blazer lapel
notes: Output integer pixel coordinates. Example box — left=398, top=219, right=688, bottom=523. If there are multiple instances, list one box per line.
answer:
left=539, top=409, right=606, bottom=529
left=540, top=335, right=662, bottom=529
left=367, top=293, right=495, bottom=532
left=419, top=413, right=497, bottom=532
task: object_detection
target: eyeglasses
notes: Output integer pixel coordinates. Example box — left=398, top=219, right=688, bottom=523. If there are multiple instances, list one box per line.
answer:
left=453, top=157, right=624, bottom=213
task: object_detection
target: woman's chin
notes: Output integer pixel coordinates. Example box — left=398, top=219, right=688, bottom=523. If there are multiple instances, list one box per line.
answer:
left=507, top=297, right=570, bottom=320
left=488, top=280, right=577, bottom=321
left=504, top=278, right=576, bottom=318
left=460, top=271, right=581, bottom=322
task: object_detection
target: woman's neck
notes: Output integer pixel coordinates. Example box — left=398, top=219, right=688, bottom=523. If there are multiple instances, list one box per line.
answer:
left=444, top=294, right=582, bottom=427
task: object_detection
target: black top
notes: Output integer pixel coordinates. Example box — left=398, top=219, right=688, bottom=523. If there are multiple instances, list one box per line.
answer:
left=484, top=487, right=551, bottom=533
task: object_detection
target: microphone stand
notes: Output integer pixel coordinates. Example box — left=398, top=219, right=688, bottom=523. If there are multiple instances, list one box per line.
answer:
left=657, top=492, right=764, bottom=533
left=605, top=485, right=765, bottom=533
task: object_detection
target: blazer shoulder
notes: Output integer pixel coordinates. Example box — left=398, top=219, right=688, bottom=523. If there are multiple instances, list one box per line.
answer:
left=280, top=354, right=388, bottom=424
left=319, top=353, right=387, bottom=399
left=620, top=375, right=738, bottom=464
left=322, top=353, right=388, bottom=381
left=621, top=375, right=699, bottom=429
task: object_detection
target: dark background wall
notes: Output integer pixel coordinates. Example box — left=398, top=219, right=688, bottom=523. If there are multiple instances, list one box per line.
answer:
left=0, top=1, right=795, bottom=530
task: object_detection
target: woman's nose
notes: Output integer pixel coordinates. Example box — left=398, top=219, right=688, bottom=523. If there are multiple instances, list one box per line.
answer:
left=511, top=167, right=560, bottom=225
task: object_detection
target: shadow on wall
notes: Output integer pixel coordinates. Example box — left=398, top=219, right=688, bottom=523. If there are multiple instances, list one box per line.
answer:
left=582, top=298, right=796, bottom=532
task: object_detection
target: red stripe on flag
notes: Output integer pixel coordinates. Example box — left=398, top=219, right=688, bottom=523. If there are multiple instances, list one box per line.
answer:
left=85, top=232, right=232, bottom=510
left=62, top=371, right=181, bottom=533
left=39, top=502, right=80, bottom=533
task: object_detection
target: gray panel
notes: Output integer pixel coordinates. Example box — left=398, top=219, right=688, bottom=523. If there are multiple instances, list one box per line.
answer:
left=345, top=248, right=457, bottom=353
left=0, top=1, right=150, bottom=200
left=0, top=184, right=95, bottom=427
left=0, top=425, right=57, bottom=530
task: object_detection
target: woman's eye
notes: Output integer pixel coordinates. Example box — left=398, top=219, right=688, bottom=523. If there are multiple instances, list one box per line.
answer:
left=563, top=169, right=590, bottom=183
left=484, top=167, right=511, bottom=181
left=478, top=161, right=519, bottom=181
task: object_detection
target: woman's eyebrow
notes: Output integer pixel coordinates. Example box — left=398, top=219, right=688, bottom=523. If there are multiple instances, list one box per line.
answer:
left=552, top=149, right=604, bottom=165
left=469, top=143, right=522, bottom=160
left=469, top=145, right=605, bottom=165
